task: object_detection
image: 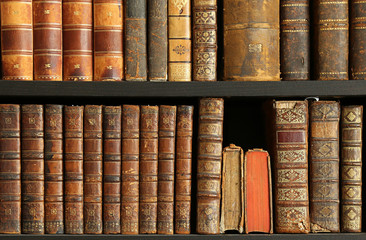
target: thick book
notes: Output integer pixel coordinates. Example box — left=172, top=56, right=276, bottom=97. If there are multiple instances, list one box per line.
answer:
left=310, top=101, right=340, bottom=232
left=197, top=98, right=224, bottom=234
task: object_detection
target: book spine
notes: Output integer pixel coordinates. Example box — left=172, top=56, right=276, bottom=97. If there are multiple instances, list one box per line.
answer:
left=33, top=0, right=62, bottom=81
left=341, top=105, right=362, bottom=232
left=175, top=105, right=193, bottom=234
left=64, top=106, right=84, bottom=234
left=21, top=105, right=44, bottom=234
left=103, top=106, right=122, bottom=233
left=63, top=0, right=93, bottom=81
left=168, top=0, right=191, bottom=81
left=1, top=0, right=33, bottom=80
left=94, top=0, right=123, bottom=81
left=193, top=0, right=217, bottom=81
left=121, top=105, right=140, bottom=234
left=44, top=105, right=64, bottom=234
left=125, top=0, right=147, bottom=81
left=157, top=105, right=176, bottom=234
left=197, top=98, right=224, bottom=234
left=0, top=104, right=21, bottom=233
left=310, top=101, right=340, bottom=232
left=139, top=106, right=159, bottom=233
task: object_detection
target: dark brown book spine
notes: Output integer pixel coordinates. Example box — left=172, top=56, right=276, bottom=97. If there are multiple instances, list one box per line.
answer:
left=64, top=106, right=84, bottom=234
left=0, top=104, right=21, bottom=234
left=197, top=98, right=224, bottom=234
left=121, top=105, right=140, bottom=234
left=103, top=106, right=121, bottom=233
left=84, top=105, right=103, bottom=234
left=157, top=105, right=176, bottom=234
left=175, top=105, right=193, bottom=234
left=21, top=105, right=44, bottom=234
left=341, top=106, right=362, bottom=232
left=139, top=106, right=159, bottom=233
left=310, top=101, right=340, bottom=232
left=44, top=105, right=64, bottom=234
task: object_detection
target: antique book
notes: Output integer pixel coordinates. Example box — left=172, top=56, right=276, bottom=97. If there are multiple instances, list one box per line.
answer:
left=341, top=105, right=362, bottom=232
left=21, top=105, right=44, bottom=234
left=314, top=0, right=348, bottom=80
left=168, top=0, right=191, bottom=81
left=139, top=106, right=159, bottom=233
left=197, top=98, right=224, bottom=234
left=1, top=0, right=33, bottom=80
left=193, top=0, right=217, bottom=81
left=33, top=0, right=62, bottom=81
left=310, top=101, right=340, bottom=232
left=220, top=144, right=244, bottom=233
left=0, top=105, right=21, bottom=233
left=121, top=105, right=140, bottom=234
left=280, top=0, right=310, bottom=80
left=63, top=0, right=93, bottom=81
left=157, top=105, right=176, bottom=234
left=64, top=106, right=84, bottom=234
left=84, top=105, right=103, bottom=233
left=148, top=0, right=168, bottom=81
left=94, top=0, right=123, bottom=81
left=175, top=105, right=193, bottom=234
left=223, top=0, right=280, bottom=81
left=44, top=105, right=64, bottom=234
left=244, top=149, right=273, bottom=233
left=103, top=106, right=121, bottom=233
left=125, top=0, right=147, bottom=81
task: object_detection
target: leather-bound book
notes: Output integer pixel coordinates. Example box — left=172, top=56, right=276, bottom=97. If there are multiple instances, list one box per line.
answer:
left=223, top=0, right=280, bottom=81
left=157, top=105, right=176, bottom=234
left=0, top=104, right=21, bottom=233
left=280, top=0, right=310, bottom=80
left=64, top=106, right=84, bottom=234
left=139, top=106, right=159, bottom=233
left=44, top=105, right=64, bottom=234
left=148, top=0, right=168, bottom=81
left=1, top=0, right=33, bottom=80
left=84, top=105, right=103, bottom=234
left=33, top=0, right=62, bottom=81
left=121, top=105, right=140, bottom=234
left=21, top=105, right=44, bottom=234
left=125, top=0, right=147, bottom=81
left=175, top=105, right=193, bottom=234
left=314, top=0, right=348, bottom=80
left=310, top=101, right=340, bottom=232
left=197, top=98, right=224, bottom=234
left=341, top=106, right=362, bottom=232
left=94, top=0, right=123, bottom=81
left=220, top=144, right=244, bottom=233
left=63, top=0, right=93, bottom=81
left=103, top=106, right=121, bottom=233
left=193, top=0, right=217, bottom=81
left=168, top=0, right=191, bottom=81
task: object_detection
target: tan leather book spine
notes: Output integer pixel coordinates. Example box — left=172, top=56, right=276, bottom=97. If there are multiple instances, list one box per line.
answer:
left=341, top=105, right=362, bottom=232
left=168, top=0, right=191, bottom=81
left=197, top=98, right=223, bottom=234
left=44, top=105, right=64, bottom=234
left=33, top=0, right=62, bottom=81
left=103, top=106, right=121, bottom=234
left=64, top=106, right=84, bottom=234
left=1, top=0, right=33, bottom=80
left=175, top=105, right=193, bottom=234
left=94, top=0, right=123, bottom=81
left=21, top=105, right=44, bottom=234
left=0, top=104, right=21, bottom=234
left=157, top=105, right=176, bottom=234
left=193, top=0, right=217, bottom=81
left=310, top=101, right=340, bottom=232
